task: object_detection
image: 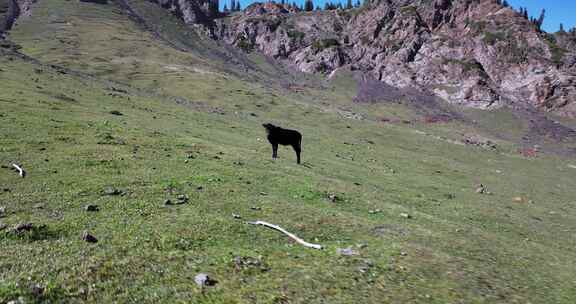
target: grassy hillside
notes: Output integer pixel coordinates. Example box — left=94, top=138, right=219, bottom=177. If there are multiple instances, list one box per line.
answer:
left=2, top=1, right=576, bottom=303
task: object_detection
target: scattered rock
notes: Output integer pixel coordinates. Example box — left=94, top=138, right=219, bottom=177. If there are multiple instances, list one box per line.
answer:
left=462, top=136, right=497, bottom=150
left=194, top=273, right=217, bottom=287
left=475, top=184, right=491, bottom=194
left=84, top=205, right=99, bottom=212
left=33, top=203, right=45, bottom=209
left=512, top=196, right=525, bottom=203
left=12, top=223, right=34, bottom=233
left=164, top=199, right=173, bottom=206
left=400, top=251, right=408, bottom=256
left=0, top=222, right=7, bottom=230
left=368, top=209, right=382, bottom=214
left=82, top=231, right=98, bottom=243
left=109, top=110, right=123, bottom=116
left=357, top=259, right=374, bottom=273
left=0, top=206, right=5, bottom=218
left=176, top=194, right=189, bottom=204
left=336, top=247, right=359, bottom=256
left=30, top=283, right=44, bottom=297
left=399, top=213, right=412, bottom=219
left=327, top=193, right=340, bottom=202
left=232, top=213, right=242, bottom=219
left=443, top=193, right=456, bottom=200
left=102, top=187, right=123, bottom=196
left=233, top=256, right=269, bottom=272
left=259, top=192, right=268, bottom=196
left=196, top=186, right=203, bottom=191
left=475, top=184, right=485, bottom=194
left=250, top=206, right=261, bottom=211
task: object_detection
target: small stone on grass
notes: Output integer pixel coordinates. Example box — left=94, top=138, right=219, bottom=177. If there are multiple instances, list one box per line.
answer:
left=176, top=194, right=189, bottom=204
left=336, top=247, right=359, bottom=256
left=12, top=223, right=34, bottom=233
left=195, top=273, right=217, bottom=287
left=103, top=187, right=123, bottom=196
left=82, top=231, right=98, bottom=243
left=84, top=205, right=99, bottom=212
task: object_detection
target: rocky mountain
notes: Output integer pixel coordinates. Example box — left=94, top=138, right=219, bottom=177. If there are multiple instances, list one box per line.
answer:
left=0, top=0, right=19, bottom=36
left=1, top=0, right=34, bottom=37
left=147, top=0, right=576, bottom=118
left=147, top=0, right=219, bottom=25
left=3, top=0, right=575, bottom=117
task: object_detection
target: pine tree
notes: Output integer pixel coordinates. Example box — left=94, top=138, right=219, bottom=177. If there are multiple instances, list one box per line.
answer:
left=355, top=0, right=360, bottom=8
left=536, top=9, right=545, bottom=30
left=208, top=0, right=219, bottom=15
left=559, top=23, right=565, bottom=33
left=236, top=1, right=241, bottom=11
left=230, top=0, right=235, bottom=12
left=502, top=0, right=509, bottom=7
left=224, top=3, right=229, bottom=12
left=304, top=0, right=314, bottom=11
left=346, top=0, right=352, bottom=9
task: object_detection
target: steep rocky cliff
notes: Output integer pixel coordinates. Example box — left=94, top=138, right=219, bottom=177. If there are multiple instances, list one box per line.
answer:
left=1, top=0, right=35, bottom=37
left=4, top=0, right=575, bottom=117
left=0, top=0, right=19, bottom=36
left=148, top=0, right=219, bottom=25
left=153, top=0, right=576, bottom=117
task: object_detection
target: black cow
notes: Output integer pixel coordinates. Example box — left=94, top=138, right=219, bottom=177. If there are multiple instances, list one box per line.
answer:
left=262, top=123, right=302, bottom=164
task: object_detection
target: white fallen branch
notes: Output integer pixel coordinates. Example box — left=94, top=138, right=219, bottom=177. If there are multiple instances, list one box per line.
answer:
left=12, top=163, right=25, bottom=178
left=247, top=220, right=323, bottom=250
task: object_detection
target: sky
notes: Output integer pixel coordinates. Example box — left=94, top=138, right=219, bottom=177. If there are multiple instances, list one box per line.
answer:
left=222, top=0, right=575, bottom=33
left=507, top=0, right=575, bottom=32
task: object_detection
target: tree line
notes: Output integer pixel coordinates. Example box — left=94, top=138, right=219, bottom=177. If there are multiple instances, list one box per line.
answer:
left=221, top=0, right=369, bottom=13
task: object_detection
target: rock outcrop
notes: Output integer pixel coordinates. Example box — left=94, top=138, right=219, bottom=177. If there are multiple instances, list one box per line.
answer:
left=0, top=0, right=19, bottom=36
left=190, top=0, right=576, bottom=117
left=1, top=0, right=35, bottom=37
left=148, top=0, right=220, bottom=25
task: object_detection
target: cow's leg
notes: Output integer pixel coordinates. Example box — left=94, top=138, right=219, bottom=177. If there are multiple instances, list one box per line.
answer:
left=292, top=144, right=301, bottom=164
left=272, top=143, right=278, bottom=159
